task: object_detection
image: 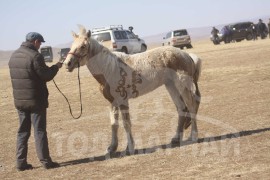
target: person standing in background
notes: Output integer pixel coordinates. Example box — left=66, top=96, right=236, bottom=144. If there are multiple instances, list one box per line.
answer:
left=268, top=18, right=270, bottom=38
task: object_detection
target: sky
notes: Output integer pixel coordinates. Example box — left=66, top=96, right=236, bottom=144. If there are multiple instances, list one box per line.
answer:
left=0, top=0, right=269, bottom=50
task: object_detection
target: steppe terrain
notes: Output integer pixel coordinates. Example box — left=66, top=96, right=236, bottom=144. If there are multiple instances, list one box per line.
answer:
left=1, top=39, right=270, bottom=179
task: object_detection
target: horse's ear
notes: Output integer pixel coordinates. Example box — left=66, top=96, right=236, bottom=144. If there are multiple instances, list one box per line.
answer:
left=78, top=24, right=86, bottom=36
left=72, top=31, right=79, bottom=39
left=87, top=30, right=91, bottom=38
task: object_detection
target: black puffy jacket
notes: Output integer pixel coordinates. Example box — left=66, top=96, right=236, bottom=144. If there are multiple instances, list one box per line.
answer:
left=9, top=41, right=59, bottom=110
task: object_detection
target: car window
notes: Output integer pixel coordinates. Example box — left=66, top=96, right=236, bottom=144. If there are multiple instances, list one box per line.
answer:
left=173, top=30, right=188, bottom=36
left=166, top=32, right=171, bottom=39
left=114, top=31, right=122, bottom=39
left=92, top=32, right=111, bottom=41
left=41, top=49, right=50, bottom=56
left=126, top=31, right=137, bottom=39
left=233, top=24, right=239, bottom=30
left=113, top=31, right=128, bottom=40
left=120, top=31, right=128, bottom=39
left=60, top=48, right=70, bottom=57
left=242, top=23, right=251, bottom=29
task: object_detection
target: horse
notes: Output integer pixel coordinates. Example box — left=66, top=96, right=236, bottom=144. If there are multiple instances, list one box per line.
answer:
left=63, top=26, right=202, bottom=154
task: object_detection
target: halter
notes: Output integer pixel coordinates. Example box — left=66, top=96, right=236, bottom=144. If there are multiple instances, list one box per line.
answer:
left=67, top=42, right=90, bottom=63
left=68, top=52, right=83, bottom=59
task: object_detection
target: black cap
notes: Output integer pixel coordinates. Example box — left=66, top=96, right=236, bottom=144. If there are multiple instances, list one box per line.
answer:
left=26, top=32, right=45, bottom=42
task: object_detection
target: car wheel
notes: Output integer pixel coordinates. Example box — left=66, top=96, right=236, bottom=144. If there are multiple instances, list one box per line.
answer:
left=187, top=44, right=193, bottom=49
left=141, top=44, right=147, bottom=52
left=213, top=41, right=220, bottom=45
left=121, top=47, right=128, bottom=54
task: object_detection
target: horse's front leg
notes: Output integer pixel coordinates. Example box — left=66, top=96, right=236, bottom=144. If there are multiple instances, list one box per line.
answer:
left=107, top=105, right=119, bottom=154
left=120, top=104, right=135, bottom=153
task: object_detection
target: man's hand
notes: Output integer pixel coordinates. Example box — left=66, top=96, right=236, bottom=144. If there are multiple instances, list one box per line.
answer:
left=55, top=62, right=63, bottom=69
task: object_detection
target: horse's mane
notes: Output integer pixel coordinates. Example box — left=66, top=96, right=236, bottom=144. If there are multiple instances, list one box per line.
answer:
left=89, top=37, right=129, bottom=65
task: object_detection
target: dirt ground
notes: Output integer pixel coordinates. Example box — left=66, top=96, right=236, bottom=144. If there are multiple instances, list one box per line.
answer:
left=1, top=39, right=270, bottom=179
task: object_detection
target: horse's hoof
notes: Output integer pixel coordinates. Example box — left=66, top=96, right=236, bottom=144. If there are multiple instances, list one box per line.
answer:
left=107, top=144, right=118, bottom=154
left=187, top=136, right=198, bottom=143
left=123, top=144, right=134, bottom=155
left=187, top=132, right=198, bottom=142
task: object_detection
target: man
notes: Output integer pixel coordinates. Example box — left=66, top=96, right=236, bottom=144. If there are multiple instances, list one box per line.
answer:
left=9, top=32, right=63, bottom=171
left=257, top=19, right=267, bottom=39
left=211, top=27, right=220, bottom=43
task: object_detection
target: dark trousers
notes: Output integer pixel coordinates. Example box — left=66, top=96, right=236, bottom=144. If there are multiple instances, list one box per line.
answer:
left=16, top=108, right=52, bottom=168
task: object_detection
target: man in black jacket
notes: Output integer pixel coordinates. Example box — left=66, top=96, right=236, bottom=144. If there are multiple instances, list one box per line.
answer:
left=9, top=32, right=63, bottom=171
left=257, top=19, right=267, bottom=39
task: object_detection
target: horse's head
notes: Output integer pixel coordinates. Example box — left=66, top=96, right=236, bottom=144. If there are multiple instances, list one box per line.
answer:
left=64, top=25, right=91, bottom=72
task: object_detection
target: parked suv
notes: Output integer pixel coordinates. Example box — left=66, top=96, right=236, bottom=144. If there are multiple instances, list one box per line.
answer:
left=162, top=29, right=193, bottom=49
left=59, top=48, right=70, bottom=62
left=210, top=21, right=254, bottom=44
left=40, top=46, right=53, bottom=62
left=91, top=25, right=147, bottom=54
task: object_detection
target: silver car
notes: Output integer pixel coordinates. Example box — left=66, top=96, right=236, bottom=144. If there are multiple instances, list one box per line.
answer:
left=162, top=29, right=193, bottom=49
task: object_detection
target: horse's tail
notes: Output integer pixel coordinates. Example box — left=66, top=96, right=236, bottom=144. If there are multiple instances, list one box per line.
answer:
left=189, top=53, right=202, bottom=83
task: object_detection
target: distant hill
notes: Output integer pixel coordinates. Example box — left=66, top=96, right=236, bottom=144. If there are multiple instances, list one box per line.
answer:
left=142, top=26, right=214, bottom=47
left=55, top=42, right=72, bottom=48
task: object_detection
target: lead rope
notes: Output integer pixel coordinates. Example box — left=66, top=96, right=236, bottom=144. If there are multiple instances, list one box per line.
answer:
left=53, top=62, right=82, bottom=119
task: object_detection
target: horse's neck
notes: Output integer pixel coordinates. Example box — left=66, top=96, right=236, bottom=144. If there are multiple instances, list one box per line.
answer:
left=87, top=38, right=119, bottom=78
left=88, top=38, right=104, bottom=58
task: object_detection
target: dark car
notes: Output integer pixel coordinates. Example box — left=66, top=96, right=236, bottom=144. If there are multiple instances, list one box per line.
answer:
left=229, top=22, right=253, bottom=42
left=210, top=21, right=254, bottom=44
left=59, top=48, right=70, bottom=62
left=40, top=46, right=53, bottom=62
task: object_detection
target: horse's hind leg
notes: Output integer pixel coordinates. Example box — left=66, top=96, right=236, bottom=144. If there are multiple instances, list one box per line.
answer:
left=120, top=104, right=135, bottom=153
left=182, top=85, right=199, bottom=142
left=187, top=81, right=201, bottom=141
left=107, top=105, right=119, bottom=154
left=165, top=83, right=187, bottom=144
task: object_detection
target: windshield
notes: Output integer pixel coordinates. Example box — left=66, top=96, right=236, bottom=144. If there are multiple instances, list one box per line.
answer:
left=173, top=30, right=188, bottom=36
left=92, top=32, right=111, bottom=42
left=41, top=48, right=51, bottom=57
left=60, top=48, right=70, bottom=57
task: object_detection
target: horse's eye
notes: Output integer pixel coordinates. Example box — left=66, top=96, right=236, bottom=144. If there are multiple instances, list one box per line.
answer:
left=81, top=45, right=86, bottom=49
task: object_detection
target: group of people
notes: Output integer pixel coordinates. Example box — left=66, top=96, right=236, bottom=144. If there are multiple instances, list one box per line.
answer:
left=211, top=18, right=270, bottom=43
left=249, top=19, right=269, bottom=40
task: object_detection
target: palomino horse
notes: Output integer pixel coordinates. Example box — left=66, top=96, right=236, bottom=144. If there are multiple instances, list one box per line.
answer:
left=63, top=26, right=202, bottom=154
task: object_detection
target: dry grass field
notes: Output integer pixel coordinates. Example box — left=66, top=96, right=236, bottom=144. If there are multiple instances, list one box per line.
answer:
left=1, top=39, right=270, bottom=179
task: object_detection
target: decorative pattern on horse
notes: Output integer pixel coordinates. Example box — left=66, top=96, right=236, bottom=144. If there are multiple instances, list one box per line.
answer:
left=115, top=67, right=142, bottom=99
left=115, top=67, right=128, bottom=99
left=131, top=70, right=142, bottom=97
